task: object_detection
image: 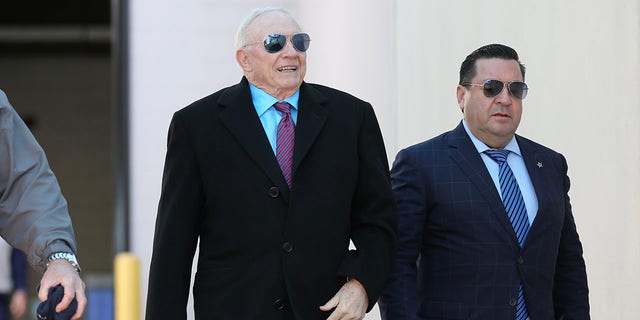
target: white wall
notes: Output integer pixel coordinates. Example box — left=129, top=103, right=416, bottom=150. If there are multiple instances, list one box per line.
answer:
left=297, top=0, right=397, bottom=161
left=130, top=1, right=640, bottom=319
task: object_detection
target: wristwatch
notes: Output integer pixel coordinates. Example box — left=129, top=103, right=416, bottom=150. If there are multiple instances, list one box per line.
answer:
left=47, top=252, right=81, bottom=273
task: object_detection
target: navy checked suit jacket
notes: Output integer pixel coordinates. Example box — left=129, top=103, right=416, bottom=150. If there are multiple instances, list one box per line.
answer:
left=378, top=122, right=589, bottom=320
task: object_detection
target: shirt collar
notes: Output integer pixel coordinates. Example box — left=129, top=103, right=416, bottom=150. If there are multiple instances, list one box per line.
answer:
left=462, top=119, right=522, bottom=156
left=249, top=83, right=300, bottom=117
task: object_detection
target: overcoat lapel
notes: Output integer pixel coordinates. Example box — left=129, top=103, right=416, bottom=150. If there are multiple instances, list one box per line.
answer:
left=292, top=82, right=328, bottom=174
left=447, top=122, right=521, bottom=247
left=217, top=78, right=290, bottom=201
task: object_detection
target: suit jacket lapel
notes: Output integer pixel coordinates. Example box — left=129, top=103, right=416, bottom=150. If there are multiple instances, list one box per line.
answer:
left=291, top=82, right=328, bottom=173
left=516, top=136, right=552, bottom=241
left=218, top=78, right=290, bottom=201
left=447, top=122, right=521, bottom=246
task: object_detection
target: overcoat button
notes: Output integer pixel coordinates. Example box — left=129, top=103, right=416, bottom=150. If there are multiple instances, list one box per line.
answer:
left=268, top=186, right=279, bottom=198
left=273, top=299, right=285, bottom=310
left=282, top=242, right=293, bottom=253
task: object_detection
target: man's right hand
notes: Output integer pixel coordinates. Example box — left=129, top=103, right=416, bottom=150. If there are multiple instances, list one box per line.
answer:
left=38, top=260, right=87, bottom=320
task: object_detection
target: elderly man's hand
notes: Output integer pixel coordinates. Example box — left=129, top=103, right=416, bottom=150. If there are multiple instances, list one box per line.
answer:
left=320, top=278, right=368, bottom=320
left=38, top=259, right=87, bottom=320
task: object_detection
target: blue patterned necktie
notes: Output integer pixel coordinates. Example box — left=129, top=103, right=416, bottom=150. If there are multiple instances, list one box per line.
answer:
left=274, top=101, right=295, bottom=189
left=484, top=149, right=530, bottom=320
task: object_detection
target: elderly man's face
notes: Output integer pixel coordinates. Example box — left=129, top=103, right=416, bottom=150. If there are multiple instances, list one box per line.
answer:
left=237, top=11, right=307, bottom=100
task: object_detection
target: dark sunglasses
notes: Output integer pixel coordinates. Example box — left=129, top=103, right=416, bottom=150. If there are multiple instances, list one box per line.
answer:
left=462, top=79, right=529, bottom=100
left=246, top=33, right=311, bottom=53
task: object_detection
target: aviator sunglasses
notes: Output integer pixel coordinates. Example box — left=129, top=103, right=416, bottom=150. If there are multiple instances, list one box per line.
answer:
left=245, top=33, right=311, bottom=53
left=462, top=79, right=529, bottom=100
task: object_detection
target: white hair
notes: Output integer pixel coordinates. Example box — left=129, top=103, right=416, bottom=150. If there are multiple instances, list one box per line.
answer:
left=234, top=7, right=302, bottom=49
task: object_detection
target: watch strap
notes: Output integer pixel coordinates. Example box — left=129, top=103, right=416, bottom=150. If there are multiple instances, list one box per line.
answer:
left=47, top=252, right=81, bottom=273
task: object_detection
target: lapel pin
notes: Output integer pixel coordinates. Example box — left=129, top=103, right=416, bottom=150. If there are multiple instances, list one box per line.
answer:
left=537, top=162, right=543, bottom=168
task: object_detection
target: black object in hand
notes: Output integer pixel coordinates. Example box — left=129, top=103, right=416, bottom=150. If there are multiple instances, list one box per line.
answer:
left=36, top=285, right=78, bottom=320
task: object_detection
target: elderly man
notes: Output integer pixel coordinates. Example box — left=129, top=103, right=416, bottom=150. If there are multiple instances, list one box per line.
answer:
left=146, top=7, right=397, bottom=320
left=379, top=44, right=589, bottom=319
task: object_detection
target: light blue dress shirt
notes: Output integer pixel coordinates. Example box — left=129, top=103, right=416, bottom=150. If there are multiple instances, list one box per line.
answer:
left=462, top=120, right=538, bottom=224
left=249, top=84, right=299, bottom=155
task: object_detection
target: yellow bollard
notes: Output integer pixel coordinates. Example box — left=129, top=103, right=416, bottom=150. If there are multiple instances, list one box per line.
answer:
left=114, top=253, right=140, bottom=320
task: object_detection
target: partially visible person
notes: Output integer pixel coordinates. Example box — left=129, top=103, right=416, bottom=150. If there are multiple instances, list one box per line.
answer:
left=0, top=89, right=86, bottom=319
left=146, top=6, right=397, bottom=320
left=0, top=241, right=27, bottom=320
left=379, top=44, right=589, bottom=319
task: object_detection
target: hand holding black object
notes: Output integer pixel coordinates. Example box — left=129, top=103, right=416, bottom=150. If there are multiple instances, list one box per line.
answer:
left=36, top=285, right=78, bottom=320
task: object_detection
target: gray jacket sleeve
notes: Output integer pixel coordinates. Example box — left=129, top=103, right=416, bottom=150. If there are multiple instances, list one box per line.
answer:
left=0, top=89, right=77, bottom=273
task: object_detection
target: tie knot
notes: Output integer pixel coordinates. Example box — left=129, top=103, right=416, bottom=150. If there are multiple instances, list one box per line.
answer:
left=484, top=149, right=510, bottom=164
left=274, top=101, right=292, bottom=115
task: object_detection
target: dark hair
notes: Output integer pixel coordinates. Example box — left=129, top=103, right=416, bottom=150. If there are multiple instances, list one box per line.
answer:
left=459, top=44, right=526, bottom=85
